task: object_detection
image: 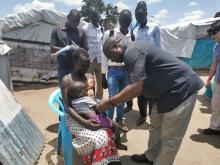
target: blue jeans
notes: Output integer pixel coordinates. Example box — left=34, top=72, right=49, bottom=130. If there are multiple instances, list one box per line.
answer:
left=107, top=67, right=129, bottom=122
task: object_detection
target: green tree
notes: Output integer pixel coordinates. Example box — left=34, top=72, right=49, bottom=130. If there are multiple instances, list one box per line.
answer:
left=80, top=0, right=105, bottom=22
left=80, top=0, right=119, bottom=30
left=103, top=3, right=119, bottom=30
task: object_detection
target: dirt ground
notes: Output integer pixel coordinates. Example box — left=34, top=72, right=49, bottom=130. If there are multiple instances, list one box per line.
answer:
left=13, top=70, right=220, bottom=165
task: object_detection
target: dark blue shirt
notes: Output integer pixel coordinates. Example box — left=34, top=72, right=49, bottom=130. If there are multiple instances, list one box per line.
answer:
left=50, top=25, right=88, bottom=70
left=124, top=41, right=204, bottom=113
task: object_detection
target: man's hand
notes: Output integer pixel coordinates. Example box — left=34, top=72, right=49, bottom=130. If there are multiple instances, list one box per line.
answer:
left=69, top=44, right=79, bottom=54
left=102, top=74, right=108, bottom=89
left=205, top=79, right=211, bottom=87
left=84, top=120, right=102, bottom=131
left=95, top=99, right=112, bottom=113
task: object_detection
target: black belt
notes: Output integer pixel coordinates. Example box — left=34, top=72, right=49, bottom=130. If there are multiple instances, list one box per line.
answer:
left=108, top=66, right=126, bottom=69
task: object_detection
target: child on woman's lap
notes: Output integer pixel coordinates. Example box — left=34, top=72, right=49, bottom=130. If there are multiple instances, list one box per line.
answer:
left=67, top=81, right=127, bottom=150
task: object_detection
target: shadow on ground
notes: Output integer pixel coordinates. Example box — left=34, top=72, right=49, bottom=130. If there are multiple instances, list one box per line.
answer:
left=120, top=155, right=152, bottom=165
left=124, top=109, right=150, bottom=131
left=121, top=109, right=150, bottom=144
left=45, top=138, right=64, bottom=165
left=46, top=137, right=84, bottom=165
left=46, top=123, right=59, bottom=133
left=195, top=70, right=209, bottom=76
left=14, top=83, right=57, bottom=91
left=197, top=95, right=211, bottom=114
left=190, top=128, right=220, bottom=149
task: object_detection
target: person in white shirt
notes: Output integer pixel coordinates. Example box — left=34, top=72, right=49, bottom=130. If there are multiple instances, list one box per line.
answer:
left=83, top=7, right=103, bottom=99
left=101, top=9, right=133, bottom=132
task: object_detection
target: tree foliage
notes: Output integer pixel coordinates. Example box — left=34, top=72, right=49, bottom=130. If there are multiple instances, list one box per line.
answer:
left=80, top=0, right=119, bottom=29
left=81, top=0, right=105, bottom=22
left=103, top=3, right=119, bottom=30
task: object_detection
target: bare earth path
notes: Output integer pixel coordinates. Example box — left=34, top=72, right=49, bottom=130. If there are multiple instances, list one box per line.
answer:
left=14, top=71, right=220, bottom=165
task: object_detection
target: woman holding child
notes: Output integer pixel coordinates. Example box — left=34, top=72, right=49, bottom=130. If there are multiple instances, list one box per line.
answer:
left=61, top=48, right=121, bottom=165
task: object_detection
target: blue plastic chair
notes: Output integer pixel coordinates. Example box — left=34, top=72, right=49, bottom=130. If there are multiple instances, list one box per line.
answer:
left=48, top=88, right=73, bottom=165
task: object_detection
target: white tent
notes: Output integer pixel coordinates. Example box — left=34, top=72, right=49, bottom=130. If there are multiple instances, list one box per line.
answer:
left=161, top=17, right=220, bottom=58
left=1, top=9, right=87, bottom=82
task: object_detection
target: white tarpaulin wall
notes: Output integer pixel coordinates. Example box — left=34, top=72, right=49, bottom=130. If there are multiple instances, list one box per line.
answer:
left=1, top=9, right=87, bottom=83
left=161, top=17, right=220, bottom=58
left=0, top=80, right=45, bottom=165
left=0, top=27, right=13, bottom=90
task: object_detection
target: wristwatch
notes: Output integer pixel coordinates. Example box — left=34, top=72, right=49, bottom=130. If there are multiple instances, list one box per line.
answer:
left=108, top=98, right=117, bottom=106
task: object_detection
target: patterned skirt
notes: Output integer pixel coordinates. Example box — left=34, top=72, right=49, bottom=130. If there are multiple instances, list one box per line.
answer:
left=66, top=114, right=120, bottom=165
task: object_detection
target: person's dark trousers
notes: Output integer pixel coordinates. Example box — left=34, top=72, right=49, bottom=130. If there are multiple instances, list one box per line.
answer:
left=126, top=100, right=133, bottom=108
left=138, top=95, right=148, bottom=117
left=148, top=99, right=155, bottom=116
left=138, top=95, right=155, bottom=117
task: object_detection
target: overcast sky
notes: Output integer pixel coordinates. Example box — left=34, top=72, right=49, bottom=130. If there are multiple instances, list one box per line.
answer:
left=1, top=0, right=219, bottom=25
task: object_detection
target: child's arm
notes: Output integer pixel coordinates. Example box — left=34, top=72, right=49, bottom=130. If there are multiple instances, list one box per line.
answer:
left=61, top=76, right=101, bottom=130
left=86, top=73, right=95, bottom=97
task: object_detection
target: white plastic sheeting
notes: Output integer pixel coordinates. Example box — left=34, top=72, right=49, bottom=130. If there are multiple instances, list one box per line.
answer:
left=1, top=9, right=66, bottom=32
left=161, top=22, right=196, bottom=58
left=0, top=9, right=87, bottom=82
left=1, top=9, right=87, bottom=44
left=161, top=17, right=220, bottom=58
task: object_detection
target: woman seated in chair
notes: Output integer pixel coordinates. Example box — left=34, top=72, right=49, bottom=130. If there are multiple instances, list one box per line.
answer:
left=61, top=48, right=121, bottom=165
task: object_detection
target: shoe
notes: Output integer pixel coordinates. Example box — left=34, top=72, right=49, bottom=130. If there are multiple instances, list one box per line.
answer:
left=131, top=153, right=153, bottom=164
left=136, top=116, right=146, bottom=126
left=124, top=106, right=132, bottom=113
left=116, top=120, right=129, bottom=132
left=203, top=128, right=220, bottom=135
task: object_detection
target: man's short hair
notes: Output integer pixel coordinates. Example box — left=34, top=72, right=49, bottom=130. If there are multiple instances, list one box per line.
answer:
left=89, top=6, right=97, bottom=15
left=67, top=9, right=80, bottom=19
left=136, top=1, right=147, bottom=14
left=72, top=48, right=89, bottom=64
left=136, top=1, right=147, bottom=10
left=119, top=9, right=132, bottom=19
left=103, top=36, right=122, bottom=58
left=207, top=20, right=220, bottom=36
left=78, top=48, right=89, bottom=58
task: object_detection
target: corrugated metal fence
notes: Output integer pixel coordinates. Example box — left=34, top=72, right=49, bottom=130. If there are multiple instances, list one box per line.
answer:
left=0, top=80, right=45, bottom=165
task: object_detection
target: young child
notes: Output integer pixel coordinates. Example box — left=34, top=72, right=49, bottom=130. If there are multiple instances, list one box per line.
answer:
left=67, top=81, right=127, bottom=150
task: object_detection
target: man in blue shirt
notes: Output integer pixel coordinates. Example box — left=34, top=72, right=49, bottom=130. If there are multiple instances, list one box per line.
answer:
left=133, top=6, right=161, bottom=126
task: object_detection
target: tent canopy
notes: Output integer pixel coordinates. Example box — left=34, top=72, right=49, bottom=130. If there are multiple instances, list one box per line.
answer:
left=161, top=17, right=220, bottom=58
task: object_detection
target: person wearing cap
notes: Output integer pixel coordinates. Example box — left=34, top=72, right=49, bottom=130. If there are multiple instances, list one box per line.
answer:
left=203, top=20, right=220, bottom=135
left=96, top=36, right=204, bottom=165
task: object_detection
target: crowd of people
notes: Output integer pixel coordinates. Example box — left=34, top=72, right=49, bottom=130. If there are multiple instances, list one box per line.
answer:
left=49, top=1, right=220, bottom=165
